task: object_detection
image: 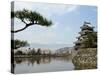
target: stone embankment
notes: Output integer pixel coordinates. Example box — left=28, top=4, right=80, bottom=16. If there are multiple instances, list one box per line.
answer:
left=72, top=48, right=97, bottom=70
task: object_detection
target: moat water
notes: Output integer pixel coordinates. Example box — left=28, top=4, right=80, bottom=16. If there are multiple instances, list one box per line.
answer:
left=13, top=57, right=74, bottom=74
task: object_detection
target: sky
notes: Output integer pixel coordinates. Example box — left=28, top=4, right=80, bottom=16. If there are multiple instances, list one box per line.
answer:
left=13, top=1, right=97, bottom=48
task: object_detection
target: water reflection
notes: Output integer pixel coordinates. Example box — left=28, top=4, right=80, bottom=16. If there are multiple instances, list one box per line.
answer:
left=12, top=56, right=95, bottom=74
left=13, top=56, right=74, bottom=74
left=14, top=56, right=72, bottom=65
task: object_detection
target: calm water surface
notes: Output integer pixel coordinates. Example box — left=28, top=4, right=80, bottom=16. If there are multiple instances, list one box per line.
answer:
left=14, top=57, right=74, bottom=74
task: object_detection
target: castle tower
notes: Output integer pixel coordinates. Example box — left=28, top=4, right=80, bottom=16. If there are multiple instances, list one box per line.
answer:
left=74, top=21, right=95, bottom=50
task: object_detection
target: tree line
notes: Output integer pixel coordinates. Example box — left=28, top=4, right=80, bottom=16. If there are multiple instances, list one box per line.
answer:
left=14, top=48, right=52, bottom=56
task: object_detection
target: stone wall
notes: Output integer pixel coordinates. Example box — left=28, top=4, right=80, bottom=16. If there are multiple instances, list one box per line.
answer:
left=72, top=48, right=97, bottom=70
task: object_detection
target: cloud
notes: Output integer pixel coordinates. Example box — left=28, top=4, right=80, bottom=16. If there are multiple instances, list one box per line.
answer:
left=14, top=1, right=79, bottom=19
left=65, top=26, right=73, bottom=32
left=29, top=31, right=57, bottom=44
left=66, top=6, right=79, bottom=13
left=13, top=1, right=80, bottom=45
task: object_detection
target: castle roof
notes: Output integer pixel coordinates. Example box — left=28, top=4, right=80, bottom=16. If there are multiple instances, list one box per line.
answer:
left=80, top=22, right=94, bottom=30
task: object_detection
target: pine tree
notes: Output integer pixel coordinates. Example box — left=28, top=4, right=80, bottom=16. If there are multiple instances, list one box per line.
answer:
left=11, top=9, right=52, bottom=33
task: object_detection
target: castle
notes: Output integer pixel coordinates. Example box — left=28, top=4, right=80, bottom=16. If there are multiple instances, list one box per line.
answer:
left=74, top=21, right=96, bottom=50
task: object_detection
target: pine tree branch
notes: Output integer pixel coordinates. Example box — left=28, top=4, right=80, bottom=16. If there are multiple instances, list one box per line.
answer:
left=11, top=22, right=39, bottom=33
left=21, top=19, right=27, bottom=24
left=11, top=25, right=28, bottom=33
left=11, top=9, right=52, bottom=33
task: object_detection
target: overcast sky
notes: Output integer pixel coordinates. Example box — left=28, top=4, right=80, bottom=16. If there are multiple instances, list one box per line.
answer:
left=13, top=1, right=97, bottom=47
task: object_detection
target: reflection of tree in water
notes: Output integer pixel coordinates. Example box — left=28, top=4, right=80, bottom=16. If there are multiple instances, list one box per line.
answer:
left=14, top=57, right=52, bottom=66
left=28, top=58, right=35, bottom=66
left=52, top=56, right=72, bottom=62
left=41, top=57, right=51, bottom=64
left=15, top=58, right=23, bottom=64
left=28, top=57, right=51, bottom=65
left=35, top=57, right=41, bottom=64
left=14, top=56, right=72, bottom=67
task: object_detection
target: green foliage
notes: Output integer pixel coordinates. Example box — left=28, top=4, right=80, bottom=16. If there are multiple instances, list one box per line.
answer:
left=11, top=9, right=52, bottom=33
left=83, top=32, right=97, bottom=48
left=15, top=50, right=25, bottom=55
left=36, top=48, right=42, bottom=55
left=28, top=48, right=36, bottom=55
left=11, top=39, right=29, bottom=49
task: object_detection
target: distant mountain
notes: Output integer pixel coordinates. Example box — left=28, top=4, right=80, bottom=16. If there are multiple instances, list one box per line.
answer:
left=29, top=43, right=72, bottom=50
left=16, top=43, right=73, bottom=53
left=56, top=47, right=74, bottom=54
